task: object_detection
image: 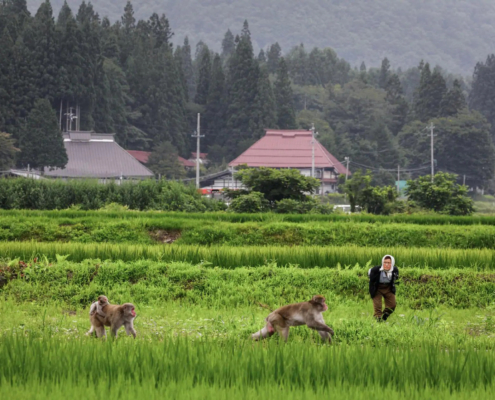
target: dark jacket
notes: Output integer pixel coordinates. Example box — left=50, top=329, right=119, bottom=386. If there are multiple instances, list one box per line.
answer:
left=368, top=265, right=399, bottom=298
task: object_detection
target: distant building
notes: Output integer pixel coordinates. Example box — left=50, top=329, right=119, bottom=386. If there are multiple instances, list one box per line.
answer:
left=126, top=150, right=196, bottom=169
left=188, top=152, right=209, bottom=165
left=227, top=129, right=349, bottom=194
left=39, top=131, right=154, bottom=180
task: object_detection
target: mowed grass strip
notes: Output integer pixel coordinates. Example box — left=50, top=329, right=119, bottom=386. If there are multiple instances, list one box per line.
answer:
left=1, top=242, right=495, bottom=269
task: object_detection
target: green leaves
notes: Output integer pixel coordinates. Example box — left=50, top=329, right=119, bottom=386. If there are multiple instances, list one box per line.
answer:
left=406, top=172, right=474, bottom=216
left=234, top=167, right=320, bottom=204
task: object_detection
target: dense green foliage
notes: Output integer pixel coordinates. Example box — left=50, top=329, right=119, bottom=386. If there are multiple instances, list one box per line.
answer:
left=0, top=132, right=18, bottom=170
left=0, top=178, right=223, bottom=211
left=27, top=0, right=495, bottom=75
left=17, top=99, right=68, bottom=171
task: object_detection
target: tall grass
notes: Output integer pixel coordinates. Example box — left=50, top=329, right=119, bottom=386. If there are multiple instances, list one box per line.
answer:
left=0, top=336, right=493, bottom=396
left=1, top=242, right=495, bottom=269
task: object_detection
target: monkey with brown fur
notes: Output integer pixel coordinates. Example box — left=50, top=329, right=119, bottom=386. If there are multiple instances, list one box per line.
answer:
left=86, top=295, right=110, bottom=336
left=251, top=295, right=334, bottom=343
left=89, top=303, right=137, bottom=338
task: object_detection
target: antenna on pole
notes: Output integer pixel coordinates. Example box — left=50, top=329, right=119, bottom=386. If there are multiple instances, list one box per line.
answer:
left=192, top=113, right=204, bottom=189
left=64, top=107, right=77, bottom=132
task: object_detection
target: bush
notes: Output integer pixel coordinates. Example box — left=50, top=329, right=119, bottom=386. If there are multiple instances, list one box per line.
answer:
left=406, top=172, right=474, bottom=216
left=229, top=192, right=269, bottom=213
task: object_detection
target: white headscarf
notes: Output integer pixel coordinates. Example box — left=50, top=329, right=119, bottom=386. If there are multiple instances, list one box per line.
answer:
left=380, top=254, right=395, bottom=279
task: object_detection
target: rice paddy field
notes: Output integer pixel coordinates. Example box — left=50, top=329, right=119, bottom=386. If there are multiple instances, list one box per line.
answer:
left=1, top=210, right=495, bottom=399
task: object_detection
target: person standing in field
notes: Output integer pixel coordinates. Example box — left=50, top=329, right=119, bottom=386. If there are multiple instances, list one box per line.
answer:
left=368, top=255, right=399, bottom=322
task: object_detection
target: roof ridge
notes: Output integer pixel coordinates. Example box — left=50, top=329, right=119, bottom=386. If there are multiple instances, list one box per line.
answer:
left=110, top=140, right=155, bottom=176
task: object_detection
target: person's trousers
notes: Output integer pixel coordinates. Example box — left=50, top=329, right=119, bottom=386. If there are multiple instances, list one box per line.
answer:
left=372, top=284, right=396, bottom=320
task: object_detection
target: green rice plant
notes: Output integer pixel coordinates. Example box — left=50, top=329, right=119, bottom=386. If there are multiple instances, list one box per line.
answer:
left=0, top=336, right=493, bottom=397
left=1, top=242, right=495, bottom=269
left=3, top=383, right=494, bottom=400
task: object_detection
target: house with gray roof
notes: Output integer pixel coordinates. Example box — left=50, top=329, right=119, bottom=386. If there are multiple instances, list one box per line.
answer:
left=25, top=131, right=154, bottom=180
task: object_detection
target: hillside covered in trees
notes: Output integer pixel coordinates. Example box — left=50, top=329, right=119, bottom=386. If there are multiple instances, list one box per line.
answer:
left=26, top=0, right=495, bottom=75
left=3, top=0, right=495, bottom=191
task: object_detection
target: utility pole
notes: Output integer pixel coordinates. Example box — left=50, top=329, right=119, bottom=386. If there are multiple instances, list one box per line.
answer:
left=397, top=165, right=400, bottom=194
left=311, top=123, right=316, bottom=178
left=427, top=122, right=435, bottom=182
left=191, top=113, right=204, bottom=189
left=344, top=157, right=350, bottom=182
left=463, top=174, right=466, bottom=186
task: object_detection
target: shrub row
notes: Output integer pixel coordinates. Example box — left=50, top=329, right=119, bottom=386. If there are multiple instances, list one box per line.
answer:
left=0, top=178, right=225, bottom=212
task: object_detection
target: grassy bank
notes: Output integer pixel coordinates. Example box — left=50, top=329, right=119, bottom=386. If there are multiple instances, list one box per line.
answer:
left=4, top=213, right=495, bottom=248
left=2, top=260, right=495, bottom=309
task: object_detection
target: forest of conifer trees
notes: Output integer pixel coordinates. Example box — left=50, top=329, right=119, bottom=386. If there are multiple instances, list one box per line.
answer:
left=2, top=0, right=495, bottom=189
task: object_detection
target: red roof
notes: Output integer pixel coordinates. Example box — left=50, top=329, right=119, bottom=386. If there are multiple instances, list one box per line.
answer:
left=179, top=156, right=195, bottom=167
left=190, top=152, right=208, bottom=159
left=228, top=129, right=349, bottom=175
left=126, top=150, right=150, bottom=164
left=127, top=150, right=195, bottom=168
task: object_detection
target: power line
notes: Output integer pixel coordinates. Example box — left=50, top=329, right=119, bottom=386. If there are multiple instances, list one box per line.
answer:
left=348, top=160, right=430, bottom=172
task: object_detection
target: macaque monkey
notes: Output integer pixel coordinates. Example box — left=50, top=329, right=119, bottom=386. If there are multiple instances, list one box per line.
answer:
left=252, top=295, right=334, bottom=343
left=88, top=303, right=137, bottom=338
left=89, top=295, right=110, bottom=317
left=86, top=295, right=110, bottom=336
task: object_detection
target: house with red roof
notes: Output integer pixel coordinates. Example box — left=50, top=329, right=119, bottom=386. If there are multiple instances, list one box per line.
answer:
left=228, top=129, right=349, bottom=194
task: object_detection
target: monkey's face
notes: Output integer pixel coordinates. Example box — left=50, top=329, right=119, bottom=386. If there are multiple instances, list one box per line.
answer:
left=311, top=295, right=328, bottom=312
left=124, top=304, right=136, bottom=318
left=98, top=296, right=108, bottom=306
